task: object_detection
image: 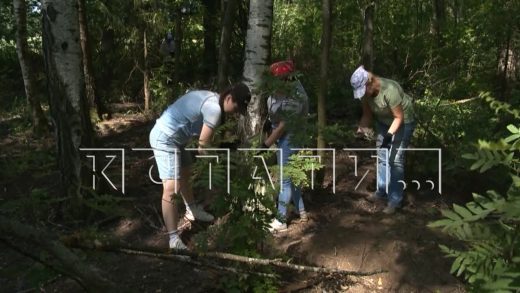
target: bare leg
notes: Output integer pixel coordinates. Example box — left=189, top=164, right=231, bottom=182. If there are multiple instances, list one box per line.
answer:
left=162, top=179, right=180, bottom=232
left=179, top=166, right=195, bottom=205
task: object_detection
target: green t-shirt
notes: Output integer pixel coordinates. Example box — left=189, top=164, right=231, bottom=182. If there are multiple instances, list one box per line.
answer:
left=364, top=77, right=415, bottom=125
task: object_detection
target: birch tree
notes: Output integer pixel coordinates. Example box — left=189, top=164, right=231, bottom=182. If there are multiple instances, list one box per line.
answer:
left=242, top=0, right=273, bottom=138
left=42, top=0, right=94, bottom=198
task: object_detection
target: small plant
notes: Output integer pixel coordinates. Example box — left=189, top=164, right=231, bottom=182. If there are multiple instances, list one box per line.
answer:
left=429, top=121, right=520, bottom=292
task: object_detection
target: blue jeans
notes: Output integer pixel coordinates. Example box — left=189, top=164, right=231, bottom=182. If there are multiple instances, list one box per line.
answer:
left=277, top=134, right=305, bottom=220
left=375, top=121, right=416, bottom=208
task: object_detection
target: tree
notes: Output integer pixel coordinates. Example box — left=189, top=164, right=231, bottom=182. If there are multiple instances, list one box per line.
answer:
left=431, top=0, right=445, bottom=46
left=217, top=0, right=238, bottom=91
left=242, top=0, right=273, bottom=138
left=13, top=0, right=48, bottom=135
left=42, top=0, right=94, bottom=198
left=143, top=27, right=151, bottom=110
left=361, top=1, right=375, bottom=71
left=174, top=8, right=183, bottom=85
left=78, top=0, right=109, bottom=120
left=202, top=0, right=218, bottom=82
left=316, top=0, right=332, bottom=153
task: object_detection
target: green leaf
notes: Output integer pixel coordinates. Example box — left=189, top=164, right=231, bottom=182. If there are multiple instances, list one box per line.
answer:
left=453, top=204, right=473, bottom=219
left=450, top=256, right=463, bottom=274
left=470, top=159, right=484, bottom=170
left=480, top=160, right=496, bottom=172
left=462, top=153, right=477, bottom=160
left=441, top=209, right=462, bottom=221
left=428, top=219, right=453, bottom=228
left=506, top=124, right=518, bottom=134
left=504, top=133, right=520, bottom=143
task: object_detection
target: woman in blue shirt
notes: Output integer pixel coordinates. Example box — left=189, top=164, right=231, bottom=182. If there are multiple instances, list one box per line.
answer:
left=150, top=82, right=251, bottom=250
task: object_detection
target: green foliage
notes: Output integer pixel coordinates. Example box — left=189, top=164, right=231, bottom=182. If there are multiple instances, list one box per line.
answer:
left=285, top=150, right=324, bottom=189
left=192, top=150, right=274, bottom=255
left=429, top=118, right=520, bottom=291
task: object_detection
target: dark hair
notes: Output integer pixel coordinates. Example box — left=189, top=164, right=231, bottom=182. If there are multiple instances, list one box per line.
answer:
left=219, top=82, right=251, bottom=117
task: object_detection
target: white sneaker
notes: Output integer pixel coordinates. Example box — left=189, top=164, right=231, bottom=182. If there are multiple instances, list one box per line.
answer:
left=169, top=237, right=188, bottom=251
left=185, top=204, right=215, bottom=222
left=268, top=219, right=287, bottom=233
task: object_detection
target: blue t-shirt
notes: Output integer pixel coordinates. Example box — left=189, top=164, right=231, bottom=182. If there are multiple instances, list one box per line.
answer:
left=155, top=90, right=221, bottom=145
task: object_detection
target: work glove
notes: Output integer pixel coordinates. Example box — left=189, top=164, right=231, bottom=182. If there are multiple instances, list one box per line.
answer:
left=380, top=132, right=393, bottom=149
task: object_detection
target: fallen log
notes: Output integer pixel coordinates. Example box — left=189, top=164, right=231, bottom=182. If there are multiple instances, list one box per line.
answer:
left=63, top=234, right=386, bottom=277
left=0, top=215, right=117, bottom=292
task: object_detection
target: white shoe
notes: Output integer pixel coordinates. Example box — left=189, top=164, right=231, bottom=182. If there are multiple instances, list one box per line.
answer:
left=268, top=219, right=287, bottom=233
left=185, top=204, right=215, bottom=222
left=169, top=237, right=188, bottom=251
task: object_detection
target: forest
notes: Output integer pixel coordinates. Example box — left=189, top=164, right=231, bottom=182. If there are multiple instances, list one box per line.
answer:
left=0, top=0, right=519, bottom=292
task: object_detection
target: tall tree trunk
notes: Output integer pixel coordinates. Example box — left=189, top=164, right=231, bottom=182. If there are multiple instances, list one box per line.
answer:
left=498, top=30, right=514, bottom=101
left=202, top=0, right=218, bottom=82
left=431, top=0, right=445, bottom=46
left=78, top=0, right=109, bottom=120
left=454, top=0, right=463, bottom=26
left=13, top=0, right=48, bottom=136
left=242, top=0, right=273, bottom=138
left=317, top=0, right=332, bottom=153
left=98, top=29, right=114, bottom=106
left=42, top=0, right=94, bottom=199
left=0, top=215, right=116, bottom=292
left=174, top=11, right=183, bottom=85
left=217, top=0, right=238, bottom=91
left=143, top=29, right=151, bottom=111
left=361, top=2, right=374, bottom=71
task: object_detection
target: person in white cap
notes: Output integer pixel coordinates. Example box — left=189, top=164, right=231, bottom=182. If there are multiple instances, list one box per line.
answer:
left=350, top=66, right=416, bottom=214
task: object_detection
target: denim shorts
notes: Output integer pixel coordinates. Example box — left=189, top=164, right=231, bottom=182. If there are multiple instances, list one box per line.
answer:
left=149, top=125, right=192, bottom=180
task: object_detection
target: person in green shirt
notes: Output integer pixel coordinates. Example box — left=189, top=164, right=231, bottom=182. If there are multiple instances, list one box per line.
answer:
left=350, top=66, right=416, bottom=214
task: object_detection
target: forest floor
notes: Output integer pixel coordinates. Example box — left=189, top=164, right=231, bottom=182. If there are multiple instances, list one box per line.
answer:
left=0, top=105, right=466, bottom=292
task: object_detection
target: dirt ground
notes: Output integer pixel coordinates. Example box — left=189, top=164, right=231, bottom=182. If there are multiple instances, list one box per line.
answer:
left=0, top=108, right=466, bottom=292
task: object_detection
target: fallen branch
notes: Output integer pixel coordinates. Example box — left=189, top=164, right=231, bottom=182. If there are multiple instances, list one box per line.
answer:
left=117, top=248, right=277, bottom=278
left=0, top=215, right=117, bottom=292
left=63, top=235, right=386, bottom=277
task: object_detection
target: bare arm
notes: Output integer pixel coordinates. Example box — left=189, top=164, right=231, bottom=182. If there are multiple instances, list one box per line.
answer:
left=198, top=124, right=214, bottom=154
left=388, top=105, right=404, bottom=135
left=357, top=98, right=373, bottom=133
left=263, top=120, right=286, bottom=147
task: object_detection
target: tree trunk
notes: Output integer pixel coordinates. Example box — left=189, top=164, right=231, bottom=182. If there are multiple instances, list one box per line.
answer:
left=454, top=0, right=463, bottom=26
left=498, top=30, right=514, bottom=101
left=143, top=29, right=151, bottom=111
left=217, top=0, right=238, bottom=91
left=431, top=0, right=445, bottom=46
left=202, top=0, right=218, bottom=82
left=98, top=29, right=114, bottom=106
left=242, top=0, right=273, bottom=139
left=0, top=215, right=116, bottom=292
left=78, top=0, right=109, bottom=120
left=13, top=0, right=48, bottom=136
left=174, top=11, right=183, bottom=85
left=42, top=0, right=94, bottom=199
left=361, top=3, right=374, bottom=71
left=317, top=0, right=332, bottom=154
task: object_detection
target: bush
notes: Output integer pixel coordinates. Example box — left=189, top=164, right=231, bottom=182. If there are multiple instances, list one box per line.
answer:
left=429, top=100, right=520, bottom=292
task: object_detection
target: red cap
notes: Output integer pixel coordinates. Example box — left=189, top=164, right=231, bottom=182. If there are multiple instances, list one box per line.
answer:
left=270, top=60, right=295, bottom=77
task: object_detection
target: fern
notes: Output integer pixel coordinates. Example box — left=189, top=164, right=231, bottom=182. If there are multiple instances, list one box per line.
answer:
left=429, top=121, right=520, bottom=292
